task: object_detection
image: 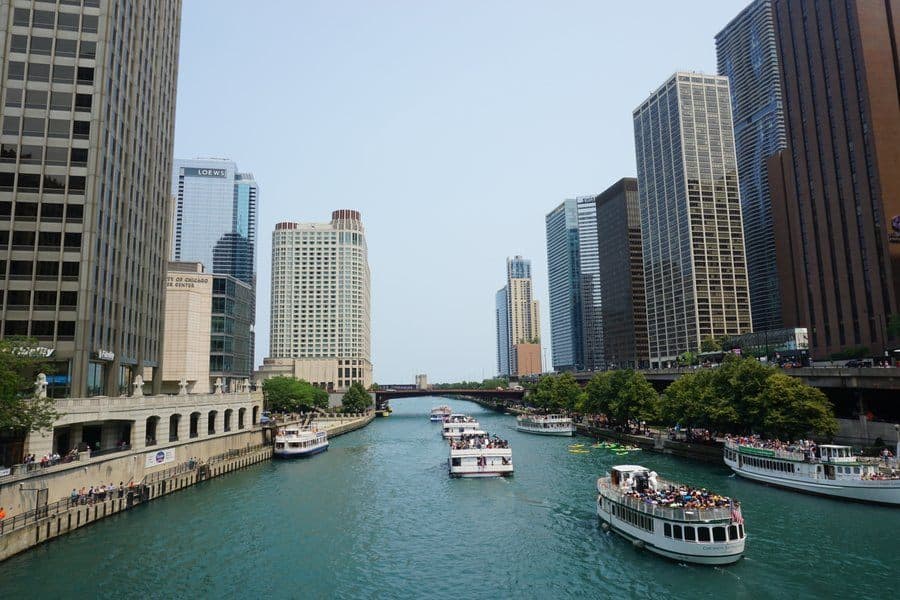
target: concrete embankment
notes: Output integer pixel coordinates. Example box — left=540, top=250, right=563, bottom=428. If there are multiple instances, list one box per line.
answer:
left=0, top=412, right=374, bottom=562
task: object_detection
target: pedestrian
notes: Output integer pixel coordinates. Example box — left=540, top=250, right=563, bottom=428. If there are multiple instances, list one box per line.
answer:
left=118, top=482, right=124, bottom=498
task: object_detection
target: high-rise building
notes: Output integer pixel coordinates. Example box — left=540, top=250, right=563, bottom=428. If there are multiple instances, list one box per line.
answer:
left=0, top=1, right=181, bottom=397
left=716, top=0, right=786, bottom=332
left=495, top=286, right=510, bottom=376
left=546, top=200, right=583, bottom=371
left=768, top=0, right=900, bottom=358
left=594, top=178, right=649, bottom=369
left=576, top=196, right=604, bottom=371
left=634, top=72, right=753, bottom=367
left=261, top=210, right=371, bottom=391
left=495, top=256, right=541, bottom=377
left=171, top=158, right=257, bottom=386
left=172, top=158, right=258, bottom=287
left=161, top=262, right=211, bottom=394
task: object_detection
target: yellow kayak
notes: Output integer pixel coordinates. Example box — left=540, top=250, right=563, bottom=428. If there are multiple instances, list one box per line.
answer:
left=569, top=448, right=590, bottom=454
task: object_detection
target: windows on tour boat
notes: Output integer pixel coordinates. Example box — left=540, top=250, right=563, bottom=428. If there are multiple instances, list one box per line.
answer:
left=663, top=522, right=743, bottom=543
left=609, top=501, right=654, bottom=532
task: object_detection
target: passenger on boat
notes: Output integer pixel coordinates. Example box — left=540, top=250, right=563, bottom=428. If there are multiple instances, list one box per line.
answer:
left=620, top=474, right=733, bottom=510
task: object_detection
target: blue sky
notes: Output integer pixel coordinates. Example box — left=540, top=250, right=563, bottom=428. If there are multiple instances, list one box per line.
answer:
left=173, top=0, right=748, bottom=384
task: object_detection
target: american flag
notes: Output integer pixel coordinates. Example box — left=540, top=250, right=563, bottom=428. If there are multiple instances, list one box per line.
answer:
left=730, top=501, right=744, bottom=525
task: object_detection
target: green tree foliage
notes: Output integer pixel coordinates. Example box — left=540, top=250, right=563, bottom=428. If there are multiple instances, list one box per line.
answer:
left=263, top=376, right=329, bottom=413
left=341, top=382, right=372, bottom=413
left=660, top=357, right=837, bottom=438
left=700, top=336, right=722, bottom=353
left=0, top=338, right=59, bottom=432
left=677, top=351, right=699, bottom=366
left=580, top=371, right=658, bottom=424
left=532, top=373, right=583, bottom=412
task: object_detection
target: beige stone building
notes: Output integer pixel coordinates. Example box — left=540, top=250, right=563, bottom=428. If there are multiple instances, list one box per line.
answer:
left=514, top=343, right=542, bottom=377
left=161, top=262, right=212, bottom=394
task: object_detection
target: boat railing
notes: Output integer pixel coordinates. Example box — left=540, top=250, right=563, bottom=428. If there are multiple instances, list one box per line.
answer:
left=598, top=479, right=734, bottom=522
left=725, top=439, right=807, bottom=461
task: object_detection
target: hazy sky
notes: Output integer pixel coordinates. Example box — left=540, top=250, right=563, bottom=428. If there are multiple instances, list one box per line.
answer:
left=173, top=0, right=748, bottom=384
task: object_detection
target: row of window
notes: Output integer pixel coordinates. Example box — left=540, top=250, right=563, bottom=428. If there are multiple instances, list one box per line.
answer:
left=608, top=500, right=654, bottom=532
left=3, top=115, right=91, bottom=139
left=4, top=319, right=75, bottom=337
left=0, top=172, right=86, bottom=194
left=663, top=522, right=743, bottom=543
left=0, top=230, right=82, bottom=248
left=9, top=33, right=96, bottom=59
left=8, top=62, right=94, bottom=85
left=12, top=7, right=100, bottom=32
left=0, top=200, right=83, bottom=220
left=0, top=260, right=80, bottom=278
left=1, top=144, right=88, bottom=167
left=740, top=454, right=797, bottom=473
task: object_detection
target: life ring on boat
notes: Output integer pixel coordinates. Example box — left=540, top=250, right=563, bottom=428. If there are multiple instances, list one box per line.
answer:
left=601, top=521, right=610, bottom=532
left=632, top=539, right=645, bottom=549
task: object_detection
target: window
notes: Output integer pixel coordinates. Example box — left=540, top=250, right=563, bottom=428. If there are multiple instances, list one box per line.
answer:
left=10, top=35, right=28, bottom=54
left=684, top=526, right=696, bottom=542
left=5, top=89, right=22, bottom=108
left=697, top=527, right=711, bottom=542
left=57, top=13, right=80, bottom=31
left=8, top=62, right=25, bottom=80
left=27, top=63, right=50, bottom=82
left=68, top=175, right=85, bottom=192
left=61, top=262, right=78, bottom=277
left=36, top=261, right=59, bottom=278
left=72, top=121, right=90, bottom=138
left=34, top=291, right=57, bottom=307
left=713, top=527, right=726, bottom=542
left=74, top=94, right=92, bottom=110
left=76, top=67, right=94, bottom=84
left=672, top=525, right=682, bottom=540
left=52, top=65, right=74, bottom=84
left=728, top=525, right=739, bottom=541
left=13, top=8, right=30, bottom=26
left=38, top=231, right=61, bottom=247
left=63, top=233, right=81, bottom=248
left=33, top=11, right=55, bottom=29
left=31, top=36, right=53, bottom=56
left=9, top=261, right=33, bottom=278
left=44, top=174, right=66, bottom=193
left=55, top=39, right=77, bottom=57
left=48, top=119, right=69, bottom=138
left=664, top=523, right=672, bottom=537
left=66, top=204, right=83, bottom=222
left=46, top=147, right=69, bottom=166
left=50, top=91, right=72, bottom=110
left=18, top=174, right=40, bottom=191
left=2, top=117, right=20, bottom=135
left=81, top=15, right=99, bottom=33
left=70, top=148, right=87, bottom=165
left=19, top=145, right=42, bottom=164
left=23, top=117, right=45, bottom=136
left=25, top=90, right=47, bottom=109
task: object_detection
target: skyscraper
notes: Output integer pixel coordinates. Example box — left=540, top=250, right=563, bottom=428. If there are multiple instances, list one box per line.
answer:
left=716, top=0, right=786, bottom=332
left=768, top=0, right=900, bottom=358
left=576, top=196, right=604, bottom=372
left=545, top=200, right=583, bottom=372
left=172, top=158, right=258, bottom=286
left=634, top=73, right=753, bottom=367
left=495, top=256, right=541, bottom=377
left=594, top=178, right=649, bottom=369
left=262, top=210, right=372, bottom=391
left=0, top=1, right=181, bottom=397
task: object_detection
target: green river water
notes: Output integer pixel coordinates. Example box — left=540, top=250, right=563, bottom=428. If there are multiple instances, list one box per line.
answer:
left=0, top=397, right=897, bottom=599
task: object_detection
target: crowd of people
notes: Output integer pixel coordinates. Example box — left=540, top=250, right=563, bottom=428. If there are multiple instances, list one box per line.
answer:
left=619, top=470, right=733, bottom=510
left=450, top=435, right=509, bottom=450
left=22, top=448, right=85, bottom=469
left=68, top=481, right=137, bottom=505
left=726, top=434, right=819, bottom=459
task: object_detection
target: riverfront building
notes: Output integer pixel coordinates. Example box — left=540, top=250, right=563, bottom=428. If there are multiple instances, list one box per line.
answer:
left=496, top=256, right=541, bottom=377
left=768, top=0, right=900, bottom=359
left=576, top=196, right=604, bottom=372
left=594, top=178, right=649, bottom=369
left=161, top=262, right=212, bottom=394
left=634, top=73, right=753, bottom=367
left=210, top=273, right=254, bottom=392
left=0, top=1, right=181, bottom=397
left=546, top=200, right=583, bottom=372
left=261, top=210, right=372, bottom=391
left=715, top=0, right=786, bottom=332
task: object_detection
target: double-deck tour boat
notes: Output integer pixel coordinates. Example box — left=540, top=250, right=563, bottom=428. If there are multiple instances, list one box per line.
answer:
left=724, top=437, right=900, bottom=505
left=448, top=433, right=513, bottom=478
left=441, top=414, right=485, bottom=439
left=596, top=465, right=746, bottom=565
left=274, top=426, right=329, bottom=458
left=430, top=405, right=452, bottom=422
left=516, top=414, right=576, bottom=436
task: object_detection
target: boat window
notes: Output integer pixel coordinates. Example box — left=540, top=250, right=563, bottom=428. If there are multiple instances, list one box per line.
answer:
left=728, top=525, right=738, bottom=540
left=664, top=523, right=672, bottom=538
left=853, top=467, right=860, bottom=474
left=673, top=525, right=682, bottom=540
left=713, top=527, right=726, bottom=542
left=451, top=458, right=461, bottom=466
left=698, top=527, right=711, bottom=542
left=684, top=526, right=695, bottom=542
left=738, top=524, right=744, bottom=538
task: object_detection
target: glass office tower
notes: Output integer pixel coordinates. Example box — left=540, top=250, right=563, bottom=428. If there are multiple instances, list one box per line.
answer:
left=545, top=199, right=583, bottom=371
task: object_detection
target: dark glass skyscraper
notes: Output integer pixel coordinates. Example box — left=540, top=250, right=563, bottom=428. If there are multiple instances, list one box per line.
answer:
left=0, top=1, right=181, bottom=397
left=716, top=0, right=786, bottom=332
left=577, top=196, right=604, bottom=371
left=546, top=200, right=583, bottom=371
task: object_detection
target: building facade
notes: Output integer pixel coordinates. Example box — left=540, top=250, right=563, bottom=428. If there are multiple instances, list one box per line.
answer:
left=595, top=178, right=649, bottom=369
left=171, top=158, right=258, bottom=287
left=716, top=0, right=786, bottom=332
left=0, top=1, right=181, bottom=397
left=768, top=0, right=900, bottom=359
left=161, top=262, right=211, bottom=394
left=576, top=196, right=604, bottom=371
left=634, top=73, right=753, bottom=367
left=264, top=210, right=371, bottom=391
left=210, top=273, right=254, bottom=392
left=545, top=199, right=583, bottom=371
left=495, top=256, right=541, bottom=377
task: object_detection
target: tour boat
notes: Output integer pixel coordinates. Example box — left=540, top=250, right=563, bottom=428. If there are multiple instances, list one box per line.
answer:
left=430, top=405, right=452, bottom=422
left=274, top=426, right=329, bottom=458
left=441, top=414, right=485, bottom=439
left=596, top=465, right=746, bottom=565
left=516, top=414, right=576, bottom=436
left=448, top=433, right=513, bottom=478
left=724, top=439, right=900, bottom=505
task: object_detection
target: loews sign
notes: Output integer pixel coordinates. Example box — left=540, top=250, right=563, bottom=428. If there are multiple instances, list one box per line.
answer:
left=183, top=167, right=227, bottom=178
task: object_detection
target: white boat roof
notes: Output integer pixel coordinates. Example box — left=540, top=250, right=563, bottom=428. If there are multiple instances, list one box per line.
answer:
left=819, top=444, right=852, bottom=449
left=611, top=465, right=649, bottom=473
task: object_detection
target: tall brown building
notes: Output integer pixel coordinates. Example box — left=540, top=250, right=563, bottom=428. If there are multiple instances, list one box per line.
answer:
left=768, top=0, right=900, bottom=359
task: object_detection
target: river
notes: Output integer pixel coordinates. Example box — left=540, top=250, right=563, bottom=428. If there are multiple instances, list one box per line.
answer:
left=0, top=397, right=897, bottom=599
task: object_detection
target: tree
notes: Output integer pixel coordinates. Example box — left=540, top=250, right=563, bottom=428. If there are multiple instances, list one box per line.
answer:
left=0, top=337, right=59, bottom=432
left=581, top=372, right=614, bottom=416
left=606, top=370, right=659, bottom=425
left=341, top=382, right=371, bottom=413
left=677, top=351, right=699, bottom=366
left=263, top=377, right=329, bottom=413
left=531, top=373, right=583, bottom=412
left=700, top=336, right=722, bottom=353
left=757, top=373, right=837, bottom=439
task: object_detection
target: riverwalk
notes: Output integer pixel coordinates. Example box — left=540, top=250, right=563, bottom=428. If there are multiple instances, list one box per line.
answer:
left=0, top=411, right=374, bottom=562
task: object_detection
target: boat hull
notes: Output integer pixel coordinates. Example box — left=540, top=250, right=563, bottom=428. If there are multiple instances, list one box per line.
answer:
left=274, top=443, right=329, bottom=458
left=726, top=462, right=900, bottom=505
left=515, top=425, right=574, bottom=436
left=449, top=470, right=512, bottom=478
left=597, top=514, right=743, bottom=565
left=429, top=416, right=444, bottom=422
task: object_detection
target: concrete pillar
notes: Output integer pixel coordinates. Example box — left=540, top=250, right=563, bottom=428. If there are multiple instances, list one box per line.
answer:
left=23, top=428, right=52, bottom=459
left=70, top=424, right=83, bottom=449
left=157, top=416, right=169, bottom=445
left=130, top=419, right=145, bottom=451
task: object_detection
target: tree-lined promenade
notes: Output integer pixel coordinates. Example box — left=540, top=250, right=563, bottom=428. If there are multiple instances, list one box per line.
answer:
left=514, top=356, right=838, bottom=440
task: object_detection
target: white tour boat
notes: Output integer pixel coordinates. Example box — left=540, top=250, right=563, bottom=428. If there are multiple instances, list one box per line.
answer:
left=516, top=414, right=576, bottom=436
left=274, top=426, right=329, bottom=458
left=448, top=433, right=513, bottom=478
left=724, top=438, right=900, bottom=505
left=596, top=465, right=746, bottom=565
left=442, top=414, right=485, bottom=439
left=430, top=405, right=452, bottom=422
